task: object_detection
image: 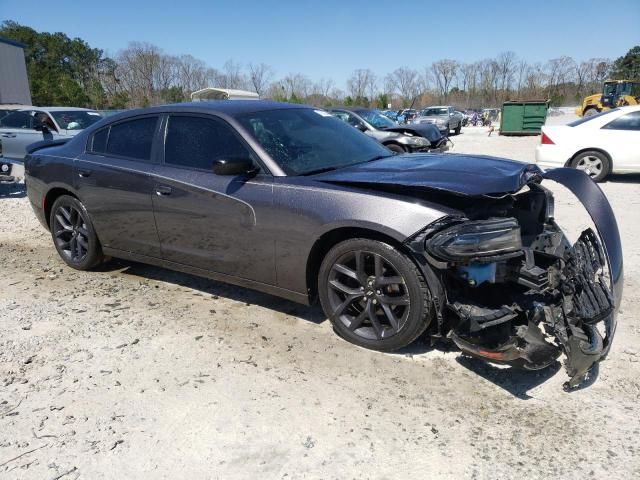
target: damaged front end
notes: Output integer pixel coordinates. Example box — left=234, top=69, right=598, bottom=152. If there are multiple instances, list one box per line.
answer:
left=407, top=169, right=622, bottom=389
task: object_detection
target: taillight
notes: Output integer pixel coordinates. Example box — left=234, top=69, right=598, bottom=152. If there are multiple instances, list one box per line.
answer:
left=541, top=132, right=555, bottom=145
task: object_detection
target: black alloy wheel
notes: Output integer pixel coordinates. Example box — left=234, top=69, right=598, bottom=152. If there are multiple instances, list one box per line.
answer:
left=319, top=239, right=431, bottom=351
left=50, top=195, right=103, bottom=270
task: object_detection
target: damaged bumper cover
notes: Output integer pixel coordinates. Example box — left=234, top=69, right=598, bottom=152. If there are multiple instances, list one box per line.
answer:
left=416, top=168, right=622, bottom=389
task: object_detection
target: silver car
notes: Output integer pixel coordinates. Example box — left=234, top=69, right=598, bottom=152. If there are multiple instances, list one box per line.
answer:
left=0, top=107, right=103, bottom=164
left=413, top=106, right=463, bottom=135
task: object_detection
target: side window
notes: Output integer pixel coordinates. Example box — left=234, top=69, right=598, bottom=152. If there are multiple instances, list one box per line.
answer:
left=164, top=115, right=252, bottom=170
left=105, top=116, right=158, bottom=161
left=0, top=111, right=33, bottom=129
left=91, top=127, right=109, bottom=153
left=602, top=111, right=640, bottom=131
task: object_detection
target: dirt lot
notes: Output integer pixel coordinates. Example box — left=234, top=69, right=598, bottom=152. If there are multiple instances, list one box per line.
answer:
left=1, top=113, right=639, bottom=479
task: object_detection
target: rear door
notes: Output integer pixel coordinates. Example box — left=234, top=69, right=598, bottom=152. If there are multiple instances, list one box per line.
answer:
left=75, top=115, right=163, bottom=257
left=598, top=111, right=640, bottom=170
left=151, top=113, right=275, bottom=284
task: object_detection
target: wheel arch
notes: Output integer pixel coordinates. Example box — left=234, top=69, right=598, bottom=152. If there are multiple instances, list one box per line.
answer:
left=305, top=226, right=411, bottom=302
left=43, top=187, right=78, bottom=229
left=567, top=148, right=612, bottom=168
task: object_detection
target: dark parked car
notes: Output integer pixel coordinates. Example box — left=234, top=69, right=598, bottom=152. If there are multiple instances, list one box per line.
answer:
left=24, top=101, right=622, bottom=389
left=328, top=107, right=447, bottom=153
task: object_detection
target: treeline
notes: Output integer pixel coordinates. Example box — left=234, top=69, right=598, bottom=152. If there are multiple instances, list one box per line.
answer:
left=1, top=21, right=638, bottom=110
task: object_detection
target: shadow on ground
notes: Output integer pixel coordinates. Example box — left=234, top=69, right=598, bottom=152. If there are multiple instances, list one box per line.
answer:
left=0, top=182, right=26, bottom=199
left=456, top=355, right=562, bottom=399
left=608, top=173, right=640, bottom=184
left=97, top=258, right=326, bottom=324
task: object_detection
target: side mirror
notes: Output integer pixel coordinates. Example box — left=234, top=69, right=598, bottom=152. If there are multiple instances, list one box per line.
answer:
left=355, top=123, right=368, bottom=132
left=34, top=122, right=50, bottom=133
left=212, top=157, right=256, bottom=175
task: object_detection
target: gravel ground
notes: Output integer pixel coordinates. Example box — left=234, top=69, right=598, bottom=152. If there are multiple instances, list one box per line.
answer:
left=1, top=114, right=639, bottom=479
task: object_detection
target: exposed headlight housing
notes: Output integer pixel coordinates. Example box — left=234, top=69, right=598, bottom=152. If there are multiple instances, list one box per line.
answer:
left=426, top=218, right=522, bottom=263
left=399, top=136, right=428, bottom=146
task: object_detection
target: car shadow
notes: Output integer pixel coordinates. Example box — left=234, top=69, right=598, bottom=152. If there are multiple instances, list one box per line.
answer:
left=607, top=173, right=640, bottom=183
left=455, top=355, right=562, bottom=399
left=96, top=258, right=326, bottom=324
left=0, top=182, right=26, bottom=199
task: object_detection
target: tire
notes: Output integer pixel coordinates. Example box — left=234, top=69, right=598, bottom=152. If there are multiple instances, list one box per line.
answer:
left=318, top=238, right=432, bottom=352
left=386, top=143, right=405, bottom=154
left=583, top=108, right=599, bottom=117
left=49, top=195, right=104, bottom=270
left=570, top=150, right=611, bottom=182
left=454, top=122, right=462, bottom=135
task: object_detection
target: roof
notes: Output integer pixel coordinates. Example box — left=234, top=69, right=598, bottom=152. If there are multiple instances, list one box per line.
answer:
left=0, top=36, right=27, bottom=49
left=136, top=100, right=307, bottom=116
left=18, top=107, right=98, bottom=112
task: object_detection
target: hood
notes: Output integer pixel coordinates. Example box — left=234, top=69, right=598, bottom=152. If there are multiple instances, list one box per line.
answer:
left=384, top=123, right=443, bottom=142
left=313, top=154, right=543, bottom=196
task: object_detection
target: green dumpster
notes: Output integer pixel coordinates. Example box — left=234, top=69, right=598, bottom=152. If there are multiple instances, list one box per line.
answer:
left=500, top=100, right=549, bottom=136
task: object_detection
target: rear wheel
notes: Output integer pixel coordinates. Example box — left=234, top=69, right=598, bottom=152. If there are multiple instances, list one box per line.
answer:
left=386, top=143, right=405, bottom=154
left=318, top=238, right=432, bottom=351
left=50, top=195, right=103, bottom=270
left=583, top=108, right=599, bottom=117
left=570, top=150, right=610, bottom=182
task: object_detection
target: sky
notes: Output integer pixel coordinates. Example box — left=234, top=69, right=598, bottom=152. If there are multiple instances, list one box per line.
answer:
left=2, top=0, right=639, bottom=89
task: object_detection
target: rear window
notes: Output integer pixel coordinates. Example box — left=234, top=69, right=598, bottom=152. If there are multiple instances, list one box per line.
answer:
left=105, top=117, right=158, bottom=161
left=0, top=111, right=33, bottom=129
left=568, top=108, right=619, bottom=127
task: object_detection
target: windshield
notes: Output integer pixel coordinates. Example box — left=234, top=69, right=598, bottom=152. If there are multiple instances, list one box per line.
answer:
left=50, top=110, right=103, bottom=130
left=568, top=108, right=619, bottom=127
left=358, top=110, right=397, bottom=129
left=421, top=108, right=448, bottom=116
left=236, top=108, right=392, bottom=176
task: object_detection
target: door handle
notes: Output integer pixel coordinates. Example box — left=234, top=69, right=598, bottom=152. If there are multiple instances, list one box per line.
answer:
left=155, top=185, right=172, bottom=196
left=1, top=134, right=16, bottom=138
left=78, top=170, right=92, bottom=178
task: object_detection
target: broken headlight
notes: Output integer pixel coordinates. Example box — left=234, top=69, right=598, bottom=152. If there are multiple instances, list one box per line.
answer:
left=426, top=218, right=522, bottom=262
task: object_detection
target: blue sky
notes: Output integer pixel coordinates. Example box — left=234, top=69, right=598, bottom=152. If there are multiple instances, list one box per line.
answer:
left=2, top=0, right=639, bottom=88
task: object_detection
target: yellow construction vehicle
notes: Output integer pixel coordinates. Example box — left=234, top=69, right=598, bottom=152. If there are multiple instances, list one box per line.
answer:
left=576, top=79, right=640, bottom=117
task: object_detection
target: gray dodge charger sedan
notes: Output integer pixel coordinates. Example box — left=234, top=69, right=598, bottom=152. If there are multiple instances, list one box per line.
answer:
left=23, top=101, right=622, bottom=389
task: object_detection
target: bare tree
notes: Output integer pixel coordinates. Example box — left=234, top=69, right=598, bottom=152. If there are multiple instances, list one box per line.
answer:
left=282, top=73, right=312, bottom=99
left=347, top=69, right=376, bottom=101
left=431, top=59, right=459, bottom=102
left=313, top=77, right=334, bottom=98
left=248, top=62, right=274, bottom=96
left=385, top=67, right=420, bottom=105
left=496, top=51, right=517, bottom=101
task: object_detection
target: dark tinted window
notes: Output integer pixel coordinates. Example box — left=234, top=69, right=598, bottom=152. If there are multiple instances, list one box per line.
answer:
left=106, top=117, right=158, bottom=161
left=602, top=111, right=640, bottom=131
left=164, top=115, right=252, bottom=170
left=91, top=128, right=109, bottom=153
left=0, top=111, right=33, bottom=129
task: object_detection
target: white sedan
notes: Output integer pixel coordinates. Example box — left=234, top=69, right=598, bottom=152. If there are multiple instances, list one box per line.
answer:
left=535, top=105, right=640, bottom=182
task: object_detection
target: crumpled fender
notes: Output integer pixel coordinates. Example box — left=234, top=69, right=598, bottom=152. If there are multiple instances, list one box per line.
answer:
left=543, top=167, right=623, bottom=358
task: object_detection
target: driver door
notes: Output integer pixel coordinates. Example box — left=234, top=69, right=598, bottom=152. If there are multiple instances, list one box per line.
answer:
left=151, top=114, right=276, bottom=284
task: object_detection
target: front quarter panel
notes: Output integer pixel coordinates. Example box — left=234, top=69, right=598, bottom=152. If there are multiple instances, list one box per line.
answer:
left=272, top=178, right=456, bottom=293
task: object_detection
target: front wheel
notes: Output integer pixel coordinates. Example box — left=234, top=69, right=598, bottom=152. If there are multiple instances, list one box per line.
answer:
left=385, top=143, right=405, bottom=154
left=50, top=195, right=104, bottom=270
left=570, top=150, right=610, bottom=182
left=583, top=108, right=599, bottom=117
left=318, top=238, right=432, bottom=351
left=454, top=122, right=462, bottom=135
